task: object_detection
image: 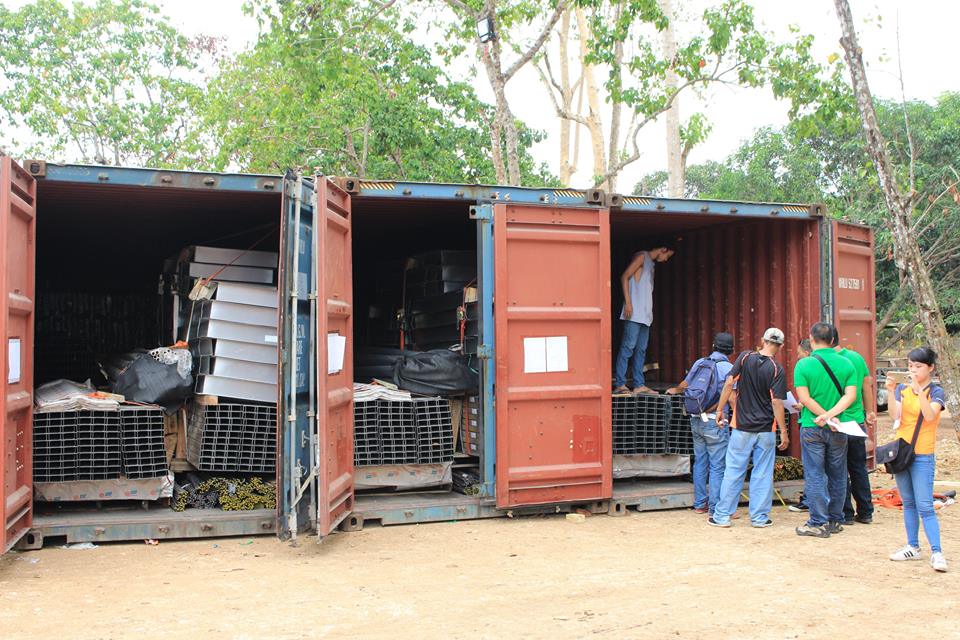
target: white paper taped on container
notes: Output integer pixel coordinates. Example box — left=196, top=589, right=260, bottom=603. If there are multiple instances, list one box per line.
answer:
left=328, top=333, right=346, bottom=374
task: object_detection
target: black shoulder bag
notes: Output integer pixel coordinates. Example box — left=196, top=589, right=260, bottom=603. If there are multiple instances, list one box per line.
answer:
left=811, top=354, right=844, bottom=397
left=876, top=399, right=924, bottom=475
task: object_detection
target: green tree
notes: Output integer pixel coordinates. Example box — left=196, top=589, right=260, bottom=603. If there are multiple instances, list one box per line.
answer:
left=204, top=0, right=555, bottom=184
left=577, top=0, right=848, bottom=190
left=0, top=0, right=208, bottom=167
left=638, top=93, right=960, bottom=339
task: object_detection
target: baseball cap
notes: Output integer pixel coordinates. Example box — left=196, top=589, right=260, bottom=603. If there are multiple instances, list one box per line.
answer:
left=762, top=327, right=785, bottom=344
left=712, top=332, right=734, bottom=352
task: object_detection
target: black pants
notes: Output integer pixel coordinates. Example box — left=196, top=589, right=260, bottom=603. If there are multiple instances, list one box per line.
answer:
left=843, top=430, right=874, bottom=519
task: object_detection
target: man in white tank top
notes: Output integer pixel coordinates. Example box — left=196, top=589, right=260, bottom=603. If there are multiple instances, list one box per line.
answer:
left=613, top=246, right=674, bottom=394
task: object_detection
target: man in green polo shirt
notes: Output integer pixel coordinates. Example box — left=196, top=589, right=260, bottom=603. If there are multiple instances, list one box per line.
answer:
left=831, top=327, right=875, bottom=525
left=794, top=322, right=858, bottom=538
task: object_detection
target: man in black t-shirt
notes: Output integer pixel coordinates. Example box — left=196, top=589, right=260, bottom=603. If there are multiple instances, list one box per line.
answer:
left=708, top=328, right=790, bottom=528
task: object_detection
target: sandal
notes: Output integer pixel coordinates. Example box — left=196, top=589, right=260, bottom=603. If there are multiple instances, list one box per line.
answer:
left=613, top=386, right=631, bottom=394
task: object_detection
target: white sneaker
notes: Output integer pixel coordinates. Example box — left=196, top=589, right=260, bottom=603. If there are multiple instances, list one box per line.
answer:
left=931, top=552, right=948, bottom=572
left=889, top=545, right=922, bottom=561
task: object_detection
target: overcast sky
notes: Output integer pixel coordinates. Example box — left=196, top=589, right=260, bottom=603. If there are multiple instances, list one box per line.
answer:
left=5, top=0, right=956, bottom=189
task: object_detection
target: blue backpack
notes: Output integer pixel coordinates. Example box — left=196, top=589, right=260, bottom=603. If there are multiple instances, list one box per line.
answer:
left=683, top=356, right=725, bottom=414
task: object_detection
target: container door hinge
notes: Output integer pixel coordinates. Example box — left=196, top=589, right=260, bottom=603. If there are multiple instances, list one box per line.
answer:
left=470, top=204, right=494, bottom=220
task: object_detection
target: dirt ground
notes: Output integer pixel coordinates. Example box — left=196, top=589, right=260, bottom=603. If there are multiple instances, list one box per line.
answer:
left=2, top=424, right=959, bottom=640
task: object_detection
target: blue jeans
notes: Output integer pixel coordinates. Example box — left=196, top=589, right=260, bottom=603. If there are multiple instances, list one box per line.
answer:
left=690, top=416, right=729, bottom=513
left=712, top=429, right=777, bottom=525
left=800, top=427, right=848, bottom=526
left=895, top=454, right=942, bottom=552
left=614, top=321, right=649, bottom=388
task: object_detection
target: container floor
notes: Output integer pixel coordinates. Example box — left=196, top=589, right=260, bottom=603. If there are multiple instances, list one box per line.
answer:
left=23, top=505, right=275, bottom=547
left=19, top=481, right=804, bottom=546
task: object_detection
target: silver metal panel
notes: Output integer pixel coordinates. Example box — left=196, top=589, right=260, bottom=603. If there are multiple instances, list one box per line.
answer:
left=189, top=246, right=279, bottom=269
left=196, top=375, right=276, bottom=403
left=212, top=282, right=278, bottom=309
left=200, top=300, right=278, bottom=328
left=197, top=319, right=277, bottom=345
left=196, top=338, right=278, bottom=364
left=200, top=356, right=276, bottom=385
left=188, top=262, right=274, bottom=284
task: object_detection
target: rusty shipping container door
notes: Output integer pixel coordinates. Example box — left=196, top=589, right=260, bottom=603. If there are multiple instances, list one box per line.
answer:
left=1, top=157, right=35, bottom=553
left=316, top=178, right=354, bottom=536
left=494, top=204, right=612, bottom=508
left=831, top=221, right=876, bottom=462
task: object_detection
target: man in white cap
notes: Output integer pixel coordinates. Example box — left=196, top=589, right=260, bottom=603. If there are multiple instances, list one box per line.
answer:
left=708, top=328, right=791, bottom=528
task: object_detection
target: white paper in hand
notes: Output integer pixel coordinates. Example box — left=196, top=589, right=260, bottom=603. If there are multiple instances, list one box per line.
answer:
left=826, top=418, right=868, bottom=438
left=785, top=391, right=801, bottom=414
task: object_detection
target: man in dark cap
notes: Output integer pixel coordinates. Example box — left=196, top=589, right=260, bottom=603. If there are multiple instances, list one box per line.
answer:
left=667, top=332, right=736, bottom=515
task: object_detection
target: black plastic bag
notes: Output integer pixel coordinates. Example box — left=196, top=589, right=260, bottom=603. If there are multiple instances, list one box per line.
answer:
left=393, top=349, right=478, bottom=396
left=100, top=350, right=192, bottom=413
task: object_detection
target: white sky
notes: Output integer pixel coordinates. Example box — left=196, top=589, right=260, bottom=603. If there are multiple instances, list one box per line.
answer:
left=4, top=0, right=957, bottom=190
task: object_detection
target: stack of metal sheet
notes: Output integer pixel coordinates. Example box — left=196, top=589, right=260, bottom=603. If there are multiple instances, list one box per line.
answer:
left=188, top=281, right=279, bottom=403
left=186, top=403, right=277, bottom=473
left=378, top=400, right=418, bottom=464
left=611, top=394, right=669, bottom=455
left=352, top=397, right=455, bottom=467
left=413, top=398, right=455, bottom=464
left=33, top=406, right=167, bottom=482
left=353, top=400, right=381, bottom=466
left=664, top=395, right=694, bottom=455
left=120, top=406, right=169, bottom=479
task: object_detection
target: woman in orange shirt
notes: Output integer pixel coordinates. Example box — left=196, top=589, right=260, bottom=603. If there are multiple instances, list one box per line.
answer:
left=884, top=347, right=948, bottom=572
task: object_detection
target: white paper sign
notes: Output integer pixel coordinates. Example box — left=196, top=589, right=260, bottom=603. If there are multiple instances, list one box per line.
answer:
left=827, top=418, right=868, bottom=438
left=523, top=337, right=547, bottom=373
left=545, top=336, right=569, bottom=373
left=264, top=334, right=278, bottom=344
left=785, top=391, right=801, bottom=414
left=7, top=338, right=20, bottom=384
left=524, top=336, right=569, bottom=373
left=327, top=333, right=346, bottom=374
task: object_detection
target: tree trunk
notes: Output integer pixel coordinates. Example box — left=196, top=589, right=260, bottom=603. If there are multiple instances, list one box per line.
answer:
left=557, top=9, right=574, bottom=185
left=834, top=0, right=960, bottom=435
left=658, top=0, right=683, bottom=197
left=576, top=7, right=607, bottom=187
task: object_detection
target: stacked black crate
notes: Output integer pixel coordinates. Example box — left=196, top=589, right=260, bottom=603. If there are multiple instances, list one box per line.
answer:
left=32, top=412, right=78, bottom=482
left=405, top=250, right=478, bottom=353
left=353, top=400, right=381, bottom=466
left=76, top=411, right=122, bottom=480
left=612, top=395, right=638, bottom=455
left=377, top=400, right=417, bottom=464
left=413, top=397, right=455, bottom=463
left=664, top=394, right=694, bottom=455
left=120, top=406, right=169, bottom=479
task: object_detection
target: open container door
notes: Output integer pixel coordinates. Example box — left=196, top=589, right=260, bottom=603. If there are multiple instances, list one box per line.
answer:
left=1, top=157, right=36, bottom=553
left=278, top=174, right=318, bottom=539
left=494, top=204, right=612, bottom=508
left=315, top=178, right=354, bottom=536
left=830, top=221, right=877, bottom=464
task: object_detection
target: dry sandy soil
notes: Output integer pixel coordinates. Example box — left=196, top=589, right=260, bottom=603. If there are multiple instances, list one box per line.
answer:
left=2, top=423, right=959, bottom=640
